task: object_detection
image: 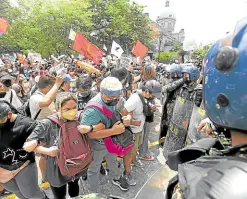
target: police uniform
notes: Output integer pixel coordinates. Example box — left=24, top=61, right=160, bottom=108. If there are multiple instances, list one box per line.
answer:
left=166, top=138, right=247, bottom=199
left=166, top=17, right=247, bottom=199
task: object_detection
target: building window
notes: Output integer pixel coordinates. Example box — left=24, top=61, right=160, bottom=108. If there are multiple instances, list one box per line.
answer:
left=168, top=23, right=172, bottom=28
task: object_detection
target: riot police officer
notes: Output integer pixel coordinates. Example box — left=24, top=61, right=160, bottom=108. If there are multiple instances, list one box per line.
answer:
left=163, top=64, right=200, bottom=158
left=159, top=64, right=184, bottom=145
left=166, top=18, right=247, bottom=199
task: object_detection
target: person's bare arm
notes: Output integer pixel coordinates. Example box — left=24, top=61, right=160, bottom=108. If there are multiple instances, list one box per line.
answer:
left=77, top=123, right=106, bottom=134
left=34, top=146, right=59, bottom=157
left=39, top=76, right=63, bottom=108
left=88, top=122, right=125, bottom=139
left=133, top=75, right=141, bottom=84
left=130, top=120, right=141, bottom=126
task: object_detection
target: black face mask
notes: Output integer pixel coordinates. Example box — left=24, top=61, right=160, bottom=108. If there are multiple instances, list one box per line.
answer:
left=147, top=97, right=155, bottom=101
left=0, top=92, right=7, bottom=98
left=105, top=98, right=120, bottom=106
left=2, top=80, right=12, bottom=88
left=0, top=118, right=13, bottom=129
left=185, top=79, right=191, bottom=84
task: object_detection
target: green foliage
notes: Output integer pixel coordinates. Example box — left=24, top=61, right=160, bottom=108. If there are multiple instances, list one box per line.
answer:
left=169, top=42, right=188, bottom=63
left=154, top=51, right=178, bottom=62
left=89, top=0, right=153, bottom=53
left=170, top=42, right=182, bottom=53
left=191, top=44, right=211, bottom=62
left=0, top=0, right=153, bottom=57
left=1, top=0, right=92, bottom=57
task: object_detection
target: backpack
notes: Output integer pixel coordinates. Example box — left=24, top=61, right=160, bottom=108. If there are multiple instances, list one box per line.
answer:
left=136, top=92, right=153, bottom=117
left=47, top=112, right=92, bottom=177
left=18, top=100, right=41, bottom=120
left=85, top=102, right=134, bottom=157
left=18, top=91, right=43, bottom=119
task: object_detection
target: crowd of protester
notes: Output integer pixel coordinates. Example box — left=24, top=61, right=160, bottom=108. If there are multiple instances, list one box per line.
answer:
left=0, top=54, right=162, bottom=199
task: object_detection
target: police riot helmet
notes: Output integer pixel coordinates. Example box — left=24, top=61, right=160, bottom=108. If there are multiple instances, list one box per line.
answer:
left=181, top=63, right=199, bottom=81
left=170, top=64, right=182, bottom=78
left=203, top=17, right=247, bottom=131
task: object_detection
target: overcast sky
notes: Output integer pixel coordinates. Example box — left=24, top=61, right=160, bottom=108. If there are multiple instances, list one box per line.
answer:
left=133, top=0, right=247, bottom=45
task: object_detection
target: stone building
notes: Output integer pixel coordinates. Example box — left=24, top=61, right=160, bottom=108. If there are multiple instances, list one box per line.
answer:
left=153, top=0, right=185, bottom=52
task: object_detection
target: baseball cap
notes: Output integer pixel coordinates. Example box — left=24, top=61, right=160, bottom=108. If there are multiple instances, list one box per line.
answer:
left=144, top=80, right=162, bottom=99
left=100, top=77, right=122, bottom=96
left=63, top=74, right=72, bottom=82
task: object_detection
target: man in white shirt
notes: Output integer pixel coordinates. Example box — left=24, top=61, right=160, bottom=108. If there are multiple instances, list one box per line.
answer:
left=0, top=73, right=23, bottom=109
left=122, top=80, right=161, bottom=186
left=29, top=75, right=63, bottom=120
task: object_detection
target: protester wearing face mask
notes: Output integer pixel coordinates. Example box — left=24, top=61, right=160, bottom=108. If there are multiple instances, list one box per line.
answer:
left=23, top=92, right=105, bottom=199
left=121, top=80, right=161, bottom=186
left=80, top=77, right=128, bottom=192
left=138, top=80, right=161, bottom=161
left=0, top=101, right=47, bottom=199
left=0, top=73, right=23, bottom=109
left=76, top=76, right=96, bottom=111
left=75, top=76, right=106, bottom=178
left=24, top=93, right=82, bottom=199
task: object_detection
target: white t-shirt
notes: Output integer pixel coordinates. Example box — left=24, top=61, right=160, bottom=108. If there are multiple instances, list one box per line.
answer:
left=0, top=89, right=23, bottom=109
left=124, top=92, right=146, bottom=133
left=29, top=90, right=56, bottom=120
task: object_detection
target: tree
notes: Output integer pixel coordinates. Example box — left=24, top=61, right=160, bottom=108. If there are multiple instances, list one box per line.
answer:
left=0, top=0, right=93, bottom=56
left=170, top=42, right=189, bottom=63
left=191, top=44, right=211, bottom=62
left=0, top=0, right=153, bottom=57
left=154, top=51, right=178, bottom=63
left=80, top=0, right=153, bottom=54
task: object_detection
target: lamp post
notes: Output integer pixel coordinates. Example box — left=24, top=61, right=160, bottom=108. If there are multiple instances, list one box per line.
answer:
left=158, top=34, right=163, bottom=62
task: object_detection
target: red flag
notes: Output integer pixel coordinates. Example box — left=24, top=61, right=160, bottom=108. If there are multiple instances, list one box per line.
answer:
left=72, top=32, right=104, bottom=64
left=0, top=18, right=8, bottom=35
left=131, top=40, right=149, bottom=59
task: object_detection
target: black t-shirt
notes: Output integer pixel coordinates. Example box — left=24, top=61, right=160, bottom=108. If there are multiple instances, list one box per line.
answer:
left=77, top=91, right=96, bottom=111
left=0, top=114, right=37, bottom=170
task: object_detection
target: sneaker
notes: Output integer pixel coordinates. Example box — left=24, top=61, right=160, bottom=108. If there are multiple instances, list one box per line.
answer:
left=124, top=172, right=137, bottom=186
left=140, top=155, right=154, bottom=161
left=131, top=160, right=144, bottom=168
left=82, top=172, right=87, bottom=181
left=112, top=176, right=129, bottom=191
left=0, top=189, right=11, bottom=196
left=100, top=164, right=106, bottom=175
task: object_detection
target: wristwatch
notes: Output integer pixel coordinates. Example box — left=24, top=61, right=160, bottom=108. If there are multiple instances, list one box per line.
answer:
left=89, top=125, right=94, bottom=133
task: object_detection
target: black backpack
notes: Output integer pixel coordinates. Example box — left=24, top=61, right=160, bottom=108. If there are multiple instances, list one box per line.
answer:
left=18, top=100, right=41, bottom=120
